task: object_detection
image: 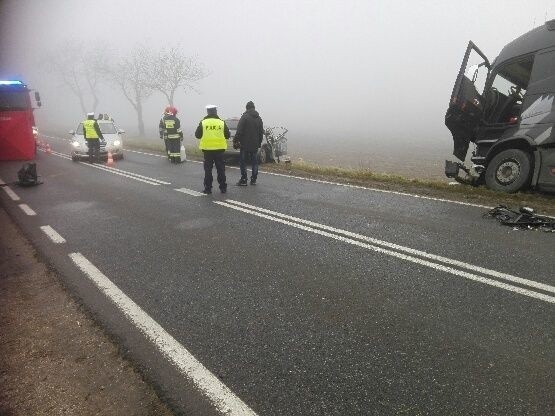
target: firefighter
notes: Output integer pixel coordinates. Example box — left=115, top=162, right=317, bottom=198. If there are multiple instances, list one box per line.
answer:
left=159, top=106, right=182, bottom=163
left=195, top=105, right=230, bottom=194
left=82, top=112, right=104, bottom=163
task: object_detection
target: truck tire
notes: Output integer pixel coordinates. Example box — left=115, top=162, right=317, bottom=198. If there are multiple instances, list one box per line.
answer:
left=484, top=149, right=532, bottom=193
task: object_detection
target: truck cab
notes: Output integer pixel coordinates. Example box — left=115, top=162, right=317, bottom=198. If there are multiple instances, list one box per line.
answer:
left=445, top=20, right=555, bottom=193
left=0, top=80, right=41, bottom=161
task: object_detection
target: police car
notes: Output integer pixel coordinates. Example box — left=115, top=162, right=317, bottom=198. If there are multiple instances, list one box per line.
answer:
left=224, top=117, right=240, bottom=155
left=69, top=119, right=125, bottom=162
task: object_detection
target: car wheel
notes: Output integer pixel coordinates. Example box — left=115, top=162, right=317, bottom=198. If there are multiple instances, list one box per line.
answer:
left=484, top=149, right=532, bottom=193
left=257, top=146, right=267, bottom=164
left=71, top=154, right=78, bottom=162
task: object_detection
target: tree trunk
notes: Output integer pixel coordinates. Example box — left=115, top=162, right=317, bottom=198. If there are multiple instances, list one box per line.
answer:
left=136, top=99, right=145, bottom=137
left=77, top=93, right=87, bottom=115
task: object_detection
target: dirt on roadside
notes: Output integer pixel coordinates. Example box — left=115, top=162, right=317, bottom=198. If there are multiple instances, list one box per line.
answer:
left=0, top=207, right=175, bottom=416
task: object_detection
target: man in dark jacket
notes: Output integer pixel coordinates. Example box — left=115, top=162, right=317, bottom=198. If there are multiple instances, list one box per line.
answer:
left=234, top=101, right=264, bottom=186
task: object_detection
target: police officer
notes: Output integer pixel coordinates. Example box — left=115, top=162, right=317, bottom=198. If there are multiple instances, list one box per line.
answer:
left=159, top=106, right=182, bottom=163
left=82, top=112, right=104, bottom=163
left=195, top=105, right=230, bottom=194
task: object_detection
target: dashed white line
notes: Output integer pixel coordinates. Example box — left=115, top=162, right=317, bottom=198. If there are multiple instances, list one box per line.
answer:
left=40, top=225, right=66, bottom=243
left=68, top=253, right=257, bottom=416
left=223, top=199, right=555, bottom=294
left=175, top=187, right=206, bottom=197
left=19, top=203, right=37, bottom=216
left=215, top=201, right=555, bottom=304
left=2, top=185, right=21, bottom=201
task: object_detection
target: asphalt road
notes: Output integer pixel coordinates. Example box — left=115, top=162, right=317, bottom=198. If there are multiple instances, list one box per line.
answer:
left=0, top=135, right=553, bottom=416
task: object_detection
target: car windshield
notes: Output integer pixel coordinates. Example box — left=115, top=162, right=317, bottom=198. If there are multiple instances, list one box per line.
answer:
left=76, top=122, right=117, bottom=135
left=226, top=119, right=239, bottom=129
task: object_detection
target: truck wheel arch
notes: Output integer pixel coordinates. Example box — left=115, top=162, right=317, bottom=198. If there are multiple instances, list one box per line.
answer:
left=484, top=136, right=540, bottom=189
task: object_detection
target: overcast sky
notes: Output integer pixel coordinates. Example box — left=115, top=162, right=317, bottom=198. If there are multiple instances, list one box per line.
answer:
left=1, top=0, right=554, bottom=143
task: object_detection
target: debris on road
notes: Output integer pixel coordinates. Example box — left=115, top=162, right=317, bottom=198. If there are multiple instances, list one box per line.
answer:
left=483, top=205, right=555, bottom=232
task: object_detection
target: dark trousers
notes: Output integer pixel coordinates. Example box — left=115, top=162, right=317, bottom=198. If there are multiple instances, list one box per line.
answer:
left=239, top=149, right=258, bottom=181
left=163, top=138, right=170, bottom=158
left=86, top=139, right=100, bottom=162
left=203, top=150, right=226, bottom=191
left=168, top=139, right=181, bottom=162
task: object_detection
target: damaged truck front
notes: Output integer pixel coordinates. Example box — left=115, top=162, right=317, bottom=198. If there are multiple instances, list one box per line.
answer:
left=445, top=20, right=555, bottom=193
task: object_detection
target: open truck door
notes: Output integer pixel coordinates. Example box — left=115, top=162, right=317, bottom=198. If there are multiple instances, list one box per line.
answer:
left=445, top=41, right=490, bottom=161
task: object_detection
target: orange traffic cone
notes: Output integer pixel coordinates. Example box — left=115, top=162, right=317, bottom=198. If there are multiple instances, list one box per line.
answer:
left=106, top=151, right=114, bottom=167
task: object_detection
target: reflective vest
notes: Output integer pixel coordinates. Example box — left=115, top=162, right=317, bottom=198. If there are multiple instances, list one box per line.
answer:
left=199, top=118, right=227, bottom=150
left=83, top=119, right=99, bottom=139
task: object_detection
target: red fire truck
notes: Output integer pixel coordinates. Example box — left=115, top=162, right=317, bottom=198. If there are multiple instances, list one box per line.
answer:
left=0, top=80, right=41, bottom=160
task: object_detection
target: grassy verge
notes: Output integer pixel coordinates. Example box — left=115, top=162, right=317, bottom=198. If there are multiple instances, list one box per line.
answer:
left=123, top=137, right=555, bottom=216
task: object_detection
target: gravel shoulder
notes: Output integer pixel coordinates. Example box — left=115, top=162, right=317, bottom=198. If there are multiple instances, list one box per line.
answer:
left=0, top=206, right=174, bottom=416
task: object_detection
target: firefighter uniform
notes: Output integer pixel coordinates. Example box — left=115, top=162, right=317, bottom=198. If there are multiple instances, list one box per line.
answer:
left=159, top=111, right=182, bottom=163
left=83, top=113, right=104, bottom=163
left=195, top=105, right=230, bottom=194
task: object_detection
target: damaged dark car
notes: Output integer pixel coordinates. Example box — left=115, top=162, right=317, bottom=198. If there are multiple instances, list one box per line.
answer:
left=445, top=20, right=555, bottom=193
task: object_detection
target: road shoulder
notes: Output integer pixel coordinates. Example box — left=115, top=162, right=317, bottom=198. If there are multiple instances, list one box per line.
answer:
left=0, top=206, right=174, bottom=416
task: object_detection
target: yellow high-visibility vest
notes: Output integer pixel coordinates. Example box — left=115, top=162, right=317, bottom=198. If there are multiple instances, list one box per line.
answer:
left=199, top=118, right=227, bottom=150
left=83, top=119, right=99, bottom=139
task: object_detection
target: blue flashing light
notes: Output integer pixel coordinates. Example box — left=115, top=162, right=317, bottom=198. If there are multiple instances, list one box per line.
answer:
left=0, top=80, right=24, bottom=85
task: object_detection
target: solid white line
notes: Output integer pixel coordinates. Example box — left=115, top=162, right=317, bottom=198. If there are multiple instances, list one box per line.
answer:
left=2, top=185, right=20, bottom=201
left=125, top=149, right=166, bottom=158
left=19, top=204, right=37, bottom=216
left=215, top=201, right=555, bottom=304
left=48, top=150, right=162, bottom=185
left=224, top=199, right=555, bottom=294
left=101, top=165, right=171, bottom=184
left=175, top=187, right=206, bottom=197
left=40, top=225, right=66, bottom=243
left=68, top=253, right=257, bottom=416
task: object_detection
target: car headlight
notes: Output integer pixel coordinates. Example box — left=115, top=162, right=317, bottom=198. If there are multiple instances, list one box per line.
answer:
left=72, top=141, right=80, bottom=148
left=113, top=140, right=121, bottom=146
left=32, top=126, right=39, bottom=139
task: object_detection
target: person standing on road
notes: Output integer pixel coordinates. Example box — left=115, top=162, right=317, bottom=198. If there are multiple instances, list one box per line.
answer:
left=159, top=106, right=183, bottom=163
left=195, top=105, right=230, bottom=194
left=234, top=101, right=264, bottom=186
left=82, top=112, right=104, bottom=163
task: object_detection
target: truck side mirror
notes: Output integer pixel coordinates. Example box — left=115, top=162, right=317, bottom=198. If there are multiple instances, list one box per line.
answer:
left=34, top=92, right=41, bottom=107
left=68, top=130, right=75, bottom=135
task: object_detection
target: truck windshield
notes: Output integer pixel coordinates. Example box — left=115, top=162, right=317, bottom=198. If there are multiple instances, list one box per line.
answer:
left=484, top=57, right=534, bottom=124
left=0, top=91, right=29, bottom=111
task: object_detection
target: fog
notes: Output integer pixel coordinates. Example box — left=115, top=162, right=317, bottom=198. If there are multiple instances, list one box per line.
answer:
left=1, top=0, right=554, bottom=177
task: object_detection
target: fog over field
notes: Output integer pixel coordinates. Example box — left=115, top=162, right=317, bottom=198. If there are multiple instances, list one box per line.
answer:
left=1, top=0, right=554, bottom=178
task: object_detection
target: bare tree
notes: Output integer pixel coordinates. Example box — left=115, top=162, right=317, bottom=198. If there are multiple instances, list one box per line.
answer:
left=147, top=47, right=208, bottom=105
left=43, top=43, right=108, bottom=114
left=103, top=46, right=153, bottom=136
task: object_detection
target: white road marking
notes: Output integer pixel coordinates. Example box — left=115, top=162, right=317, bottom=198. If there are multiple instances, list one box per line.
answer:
left=40, top=225, right=66, bottom=243
left=44, top=135, right=554, bottom=216
left=0, top=177, right=5, bottom=185
left=215, top=201, right=555, bottom=304
left=68, top=253, right=257, bottom=416
left=125, top=149, right=166, bottom=158
left=224, top=199, right=555, bottom=295
left=175, top=187, right=206, bottom=197
left=2, top=185, right=20, bottom=201
left=19, top=204, right=37, bottom=216
left=48, top=150, right=164, bottom=186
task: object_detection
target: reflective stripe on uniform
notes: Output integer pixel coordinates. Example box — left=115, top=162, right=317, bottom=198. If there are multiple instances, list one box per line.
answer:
left=167, top=134, right=181, bottom=139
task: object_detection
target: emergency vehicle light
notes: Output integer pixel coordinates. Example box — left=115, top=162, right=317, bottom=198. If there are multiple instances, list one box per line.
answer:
left=0, top=80, right=24, bottom=85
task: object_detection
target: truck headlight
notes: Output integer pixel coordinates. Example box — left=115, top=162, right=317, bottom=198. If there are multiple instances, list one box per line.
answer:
left=72, top=141, right=80, bottom=148
left=113, top=140, right=121, bottom=146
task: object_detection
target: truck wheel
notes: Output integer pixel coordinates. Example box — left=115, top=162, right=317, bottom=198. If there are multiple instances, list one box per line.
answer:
left=485, top=149, right=532, bottom=193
